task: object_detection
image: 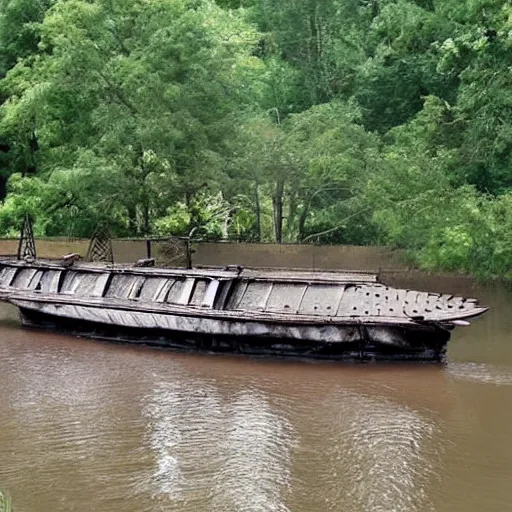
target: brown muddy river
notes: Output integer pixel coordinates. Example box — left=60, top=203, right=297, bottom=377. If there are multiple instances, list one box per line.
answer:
left=0, top=273, right=511, bottom=512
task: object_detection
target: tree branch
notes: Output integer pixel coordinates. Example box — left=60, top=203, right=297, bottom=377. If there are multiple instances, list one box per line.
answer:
left=301, top=207, right=372, bottom=243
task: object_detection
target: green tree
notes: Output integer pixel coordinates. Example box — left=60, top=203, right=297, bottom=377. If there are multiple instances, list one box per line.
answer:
left=1, top=0, right=262, bottom=235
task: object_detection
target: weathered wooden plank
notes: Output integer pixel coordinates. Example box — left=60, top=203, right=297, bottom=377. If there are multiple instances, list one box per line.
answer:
left=415, top=292, right=435, bottom=313
left=226, top=280, right=248, bottom=310
left=138, top=277, right=169, bottom=302
left=214, top=280, right=234, bottom=310
left=91, top=272, right=110, bottom=297
left=26, top=270, right=44, bottom=290
left=104, top=274, right=145, bottom=300
left=166, top=279, right=183, bottom=303
left=404, top=290, right=421, bottom=317
left=0, top=259, right=240, bottom=280
left=337, top=286, right=366, bottom=317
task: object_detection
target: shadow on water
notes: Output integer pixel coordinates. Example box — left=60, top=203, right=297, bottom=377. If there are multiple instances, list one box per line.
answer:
left=0, top=273, right=511, bottom=511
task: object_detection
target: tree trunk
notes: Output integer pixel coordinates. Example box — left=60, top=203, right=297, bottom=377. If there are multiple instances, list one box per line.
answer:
left=0, top=175, right=7, bottom=202
left=127, top=205, right=137, bottom=235
left=308, top=1, right=322, bottom=104
left=273, top=179, right=284, bottom=243
left=23, top=131, right=39, bottom=176
left=142, top=202, right=150, bottom=236
left=185, top=191, right=199, bottom=234
left=254, top=181, right=261, bottom=242
left=286, top=181, right=299, bottom=241
left=298, top=202, right=310, bottom=241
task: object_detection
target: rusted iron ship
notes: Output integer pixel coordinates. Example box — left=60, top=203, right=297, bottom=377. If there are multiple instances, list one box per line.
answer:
left=0, top=256, right=487, bottom=362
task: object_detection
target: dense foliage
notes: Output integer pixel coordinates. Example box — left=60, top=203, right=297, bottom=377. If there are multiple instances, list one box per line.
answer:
left=1, top=0, right=512, bottom=277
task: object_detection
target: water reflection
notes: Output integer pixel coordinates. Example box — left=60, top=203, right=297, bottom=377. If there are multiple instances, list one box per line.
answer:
left=213, top=390, right=293, bottom=512
left=143, top=381, right=293, bottom=512
left=142, top=379, right=224, bottom=505
left=291, top=388, right=440, bottom=512
left=140, top=360, right=444, bottom=512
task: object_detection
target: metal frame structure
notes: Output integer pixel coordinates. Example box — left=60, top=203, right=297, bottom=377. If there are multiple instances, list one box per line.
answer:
left=17, top=214, right=37, bottom=261
left=86, top=224, right=113, bottom=263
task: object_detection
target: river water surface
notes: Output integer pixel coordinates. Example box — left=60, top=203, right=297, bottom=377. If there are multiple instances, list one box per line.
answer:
left=0, top=273, right=512, bottom=512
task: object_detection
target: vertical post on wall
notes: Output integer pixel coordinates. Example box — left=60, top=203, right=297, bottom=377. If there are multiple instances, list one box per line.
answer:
left=146, top=239, right=152, bottom=259
left=186, top=227, right=198, bottom=270
left=186, top=238, right=193, bottom=270
left=17, top=214, right=37, bottom=261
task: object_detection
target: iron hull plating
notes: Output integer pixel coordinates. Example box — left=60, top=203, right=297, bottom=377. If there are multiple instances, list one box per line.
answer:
left=0, top=259, right=487, bottom=362
left=17, top=304, right=450, bottom=362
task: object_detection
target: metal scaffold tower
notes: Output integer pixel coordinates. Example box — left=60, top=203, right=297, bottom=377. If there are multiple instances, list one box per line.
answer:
left=17, top=214, right=37, bottom=261
left=86, top=224, right=113, bottom=263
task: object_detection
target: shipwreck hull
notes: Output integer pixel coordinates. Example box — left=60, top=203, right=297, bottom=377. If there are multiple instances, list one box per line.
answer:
left=18, top=305, right=449, bottom=362
left=0, top=258, right=487, bottom=363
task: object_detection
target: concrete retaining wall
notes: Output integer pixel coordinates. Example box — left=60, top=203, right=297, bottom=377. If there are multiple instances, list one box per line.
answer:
left=190, top=242, right=409, bottom=272
left=0, top=238, right=409, bottom=272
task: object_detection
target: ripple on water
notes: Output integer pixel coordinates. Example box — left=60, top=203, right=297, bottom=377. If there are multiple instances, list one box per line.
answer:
left=446, top=363, right=512, bottom=386
left=295, top=389, right=441, bottom=512
left=141, top=380, right=294, bottom=512
left=3, top=325, right=512, bottom=512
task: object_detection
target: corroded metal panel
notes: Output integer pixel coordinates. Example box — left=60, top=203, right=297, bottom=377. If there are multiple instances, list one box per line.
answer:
left=40, top=270, right=62, bottom=293
left=61, top=271, right=107, bottom=297
left=190, top=279, right=209, bottom=306
left=14, top=300, right=360, bottom=342
left=237, top=282, right=273, bottom=311
left=176, top=278, right=195, bottom=305
left=266, top=283, right=306, bottom=314
left=11, top=269, right=39, bottom=289
left=105, top=274, right=146, bottom=299
left=139, top=277, right=171, bottom=302
left=299, top=284, right=345, bottom=316
left=202, top=280, right=219, bottom=308
left=166, top=279, right=184, bottom=304
left=0, top=266, right=18, bottom=287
